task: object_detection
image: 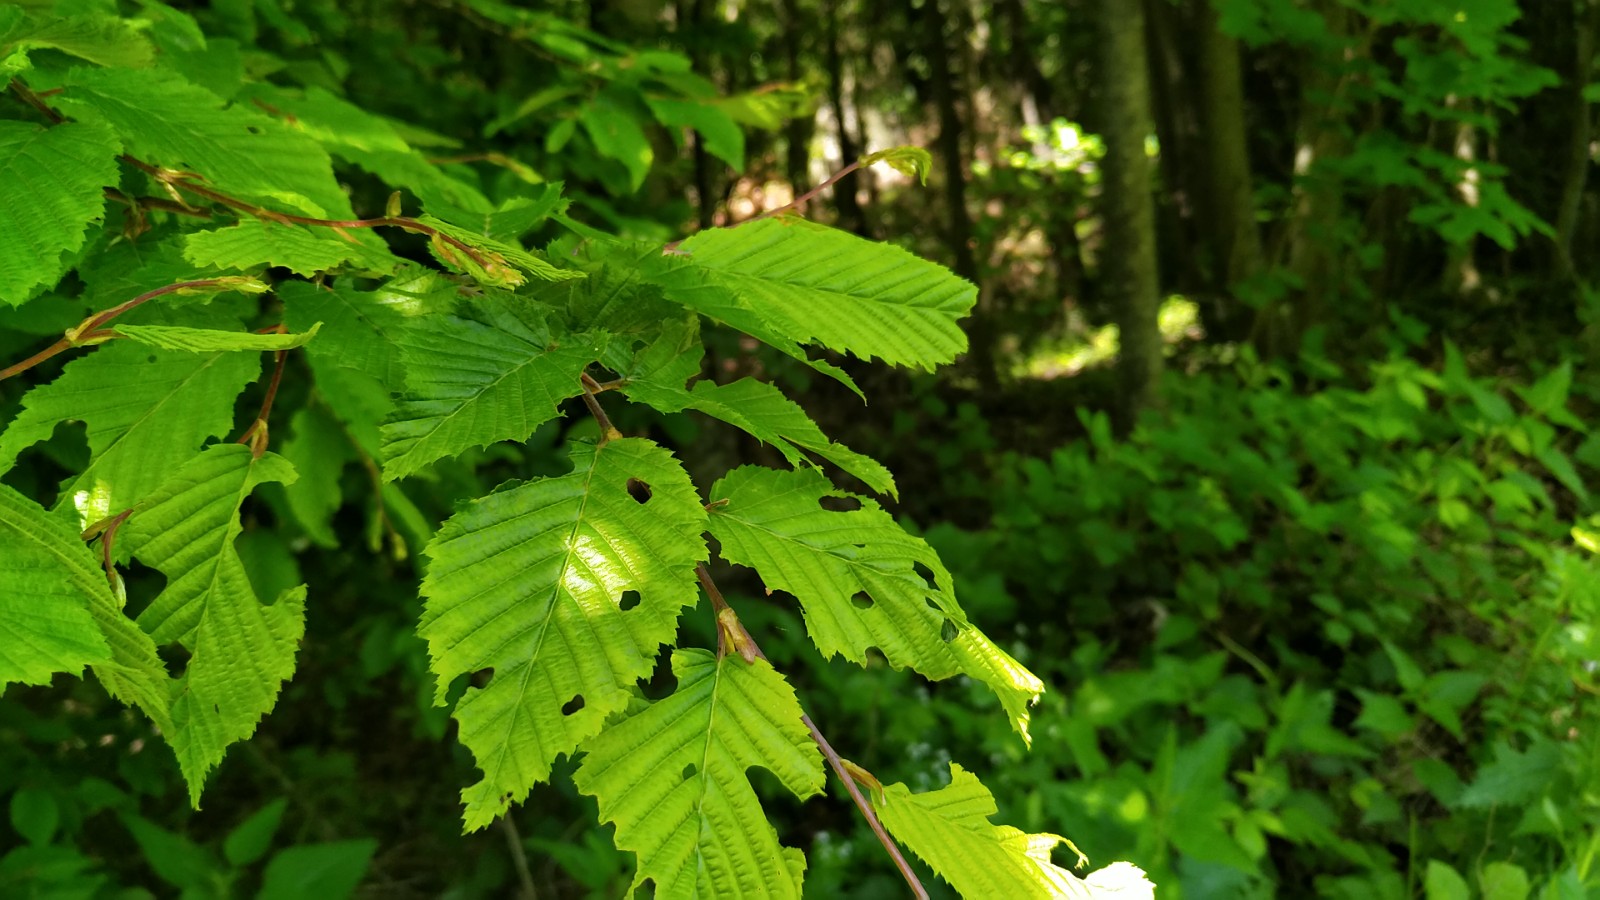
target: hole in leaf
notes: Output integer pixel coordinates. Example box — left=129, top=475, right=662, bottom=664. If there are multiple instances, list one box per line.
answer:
left=146, top=354, right=158, bottom=364
left=156, top=643, right=190, bottom=678
left=864, top=646, right=886, bottom=667
left=941, top=619, right=959, bottom=643
left=470, top=668, right=494, bottom=688
left=680, top=763, right=697, bottom=782
left=913, top=562, right=938, bottom=590
left=619, top=590, right=640, bottom=611
left=925, top=597, right=943, bottom=612
left=818, top=495, right=861, bottom=512
left=851, top=592, right=873, bottom=610
left=626, top=478, right=652, bottom=504
left=245, top=125, right=262, bottom=134
left=561, top=694, right=585, bottom=716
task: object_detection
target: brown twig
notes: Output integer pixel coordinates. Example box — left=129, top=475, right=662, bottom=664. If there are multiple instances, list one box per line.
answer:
left=236, top=344, right=288, bottom=457
left=694, top=564, right=929, bottom=900
left=0, top=278, right=247, bottom=382
left=499, top=814, right=539, bottom=900
left=579, top=372, right=622, bottom=442
left=663, top=158, right=864, bottom=253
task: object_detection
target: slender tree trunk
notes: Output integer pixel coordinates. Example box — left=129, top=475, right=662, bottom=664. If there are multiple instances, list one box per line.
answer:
left=777, top=0, right=813, bottom=194
left=1097, top=0, right=1163, bottom=427
left=921, top=0, right=988, bottom=386
left=1197, top=0, right=1263, bottom=337
left=1555, top=0, right=1600, bottom=279
left=824, top=0, right=869, bottom=234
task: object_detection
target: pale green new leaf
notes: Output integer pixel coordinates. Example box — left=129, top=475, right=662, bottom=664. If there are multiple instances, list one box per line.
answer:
left=617, top=325, right=894, bottom=496
left=379, top=310, right=604, bottom=481
left=0, top=483, right=110, bottom=685
left=418, top=215, right=583, bottom=287
left=120, top=445, right=307, bottom=805
left=419, top=438, right=707, bottom=830
left=0, top=484, right=172, bottom=732
left=56, top=67, right=355, bottom=218
left=0, top=120, right=121, bottom=304
left=574, top=649, right=823, bottom=899
left=0, top=342, right=260, bottom=524
left=709, top=466, right=1042, bottom=743
left=113, top=322, right=321, bottom=353
left=184, top=220, right=401, bottom=277
left=661, top=218, right=975, bottom=369
left=874, top=763, right=1155, bottom=900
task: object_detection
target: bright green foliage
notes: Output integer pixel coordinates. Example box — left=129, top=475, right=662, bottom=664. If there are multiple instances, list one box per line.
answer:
left=118, top=444, right=307, bottom=804
left=0, top=8, right=154, bottom=73
left=708, top=466, right=1043, bottom=741
left=378, top=309, right=605, bottom=481
left=184, top=220, right=400, bottom=277
left=0, top=120, right=120, bottom=303
left=616, top=324, right=895, bottom=495
left=0, top=3, right=1105, bottom=893
left=0, top=342, right=261, bottom=523
left=575, top=650, right=823, bottom=898
left=0, top=484, right=110, bottom=685
left=873, top=763, right=1155, bottom=899
left=112, top=322, right=321, bottom=352
left=55, top=67, right=353, bottom=218
left=654, top=218, right=975, bottom=369
left=418, top=438, right=708, bottom=830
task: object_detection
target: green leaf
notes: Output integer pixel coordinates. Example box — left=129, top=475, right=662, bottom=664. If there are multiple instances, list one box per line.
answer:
left=574, top=650, right=823, bottom=898
left=861, top=146, right=934, bottom=184
left=427, top=187, right=569, bottom=245
left=279, top=280, right=412, bottom=390
left=419, top=438, right=707, bottom=830
left=0, top=342, right=261, bottom=524
left=708, top=466, right=1042, bottom=743
left=257, top=840, right=377, bottom=900
left=379, top=309, right=604, bottom=481
left=0, top=12, right=156, bottom=70
left=1480, top=862, right=1531, bottom=900
left=184, top=220, right=400, bottom=277
left=120, top=445, right=307, bottom=805
left=0, top=484, right=110, bottom=686
left=1454, top=739, right=1561, bottom=809
left=112, top=322, right=321, bottom=352
left=8, top=787, right=60, bottom=846
left=119, top=814, right=218, bottom=890
left=617, top=324, right=894, bottom=496
left=418, top=215, right=582, bottom=287
left=580, top=90, right=653, bottom=192
left=239, top=84, right=492, bottom=212
left=652, top=218, right=975, bottom=369
left=223, top=798, right=287, bottom=867
left=0, top=120, right=121, bottom=304
left=280, top=404, right=353, bottom=548
left=1425, top=860, right=1471, bottom=900
left=646, top=97, right=745, bottom=171
left=56, top=67, right=355, bottom=218
left=873, top=763, right=1155, bottom=900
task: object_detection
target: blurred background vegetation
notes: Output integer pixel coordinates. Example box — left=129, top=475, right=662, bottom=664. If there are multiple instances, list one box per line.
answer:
left=2, top=0, right=1599, bottom=897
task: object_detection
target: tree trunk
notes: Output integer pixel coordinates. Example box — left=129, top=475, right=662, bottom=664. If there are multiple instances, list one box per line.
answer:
left=824, top=0, right=869, bottom=234
left=1197, top=0, right=1263, bottom=337
left=1097, top=0, right=1163, bottom=428
left=1555, top=0, right=1600, bottom=279
left=777, top=0, right=813, bottom=194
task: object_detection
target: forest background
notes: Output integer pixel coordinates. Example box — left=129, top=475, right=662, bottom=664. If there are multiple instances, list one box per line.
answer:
left=1, top=0, right=1598, bottom=898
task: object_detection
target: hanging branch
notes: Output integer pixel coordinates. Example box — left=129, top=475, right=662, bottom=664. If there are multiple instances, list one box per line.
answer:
left=579, top=374, right=929, bottom=900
